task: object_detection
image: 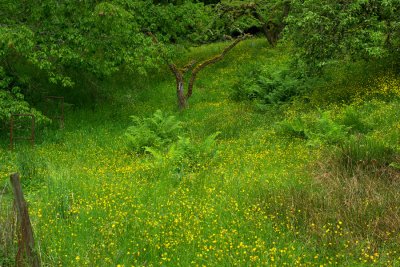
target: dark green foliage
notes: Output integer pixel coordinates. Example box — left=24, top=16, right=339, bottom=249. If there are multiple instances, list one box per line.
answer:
left=0, top=0, right=160, bottom=118
left=306, top=112, right=348, bottom=146
left=277, top=111, right=348, bottom=146
left=0, top=1, right=158, bottom=83
left=277, top=97, right=400, bottom=176
left=0, top=67, right=49, bottom=128
left=0, top=0, right=223, bottom=113
left=287, top=0, right=400, bottom=71
left=135, top=1, right=217, bottom=44
left=215, top=0, right=290, bottom=45
left=338, top=106, right=373, bottom=134
left=231, top=62, right=307, bottom=105
left=124, top=109, right=220, bottom=174
left=276, top=117, right=308, bottom=139
left=152, top=0, right=220, bottom=5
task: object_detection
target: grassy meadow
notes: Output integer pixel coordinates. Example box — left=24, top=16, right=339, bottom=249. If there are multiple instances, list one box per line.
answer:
left=1, top=38, right=400, bottom=266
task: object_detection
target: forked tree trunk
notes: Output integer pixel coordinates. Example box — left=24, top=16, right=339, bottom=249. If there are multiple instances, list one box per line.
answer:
left=218, top=2, right=290, bottom=47
left=148, top=32, right=248, bottom=109
left=251, top=3, right=289, bottom=47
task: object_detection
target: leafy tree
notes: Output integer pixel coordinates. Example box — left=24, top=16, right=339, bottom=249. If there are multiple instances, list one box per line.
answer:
left=0, top=1, right=159, bottom=83
left=130, top=0, right=217, bottom=44
left=149, top=33, right=249, bottom=109
left=1, top=0, right=259, bottom=112
left=0, top=0, right=218, bottom=120
left=0, top=67, right=49, bottom=128
left=215, top=0, right=290, bottom=46
left=287, top=0, right=400, bottom=70
left=0, top=0, right=163, bottom=125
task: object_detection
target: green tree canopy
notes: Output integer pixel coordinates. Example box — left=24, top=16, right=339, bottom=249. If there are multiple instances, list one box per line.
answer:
left=0, top=1, right=160, bottom=86
left=287, top=0, right=400, bottom=69
left=215, top=0, right=290, bottom=46
left=0, top=0, right=218, bottom=121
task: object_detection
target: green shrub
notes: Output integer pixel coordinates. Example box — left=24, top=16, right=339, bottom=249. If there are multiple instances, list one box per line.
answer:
left=276, top=117, right=308, bottom=139
left=125, top=110, right=182, bottom=153
left=146, top=132, right=220, bottom=173
left=125, top=110, right=220, bottom=173
left=277, top=111, right=348, bottom=146
left=307, top=111, right=348, bottom=146
left=0, top=68, right=50, bottom=133
left=338, top=105, right=373, bottom=134
left=230, top=63, right=262, bottom=101
left=0, top=88, right=49, bottom=128
left=230, top=63, right=307, bottom=105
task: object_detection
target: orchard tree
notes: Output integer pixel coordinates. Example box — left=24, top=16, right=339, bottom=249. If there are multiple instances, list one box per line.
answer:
left=215, top=0, right=291, bottom=46
left=149, top=32, right=249, bottom=109
left=0, top=0, right=222, bottom=117
left=130, top=0, right=217, bottom=44
left=0, top=1, right=159, bottom=84
left=0, top=0, right=162, bottom=124
left=287, top=0, right=400, bottom=69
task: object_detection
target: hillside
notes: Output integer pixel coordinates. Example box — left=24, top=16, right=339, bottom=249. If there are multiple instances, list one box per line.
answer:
left=1, top=38, right=400, bottom=266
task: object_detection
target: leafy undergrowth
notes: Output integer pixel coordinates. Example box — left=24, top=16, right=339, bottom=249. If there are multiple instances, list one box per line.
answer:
left=0, top=39, right=399, bottom=266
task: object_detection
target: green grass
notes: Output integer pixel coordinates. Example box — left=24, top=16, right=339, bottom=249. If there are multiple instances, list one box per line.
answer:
left=1, top=38, right=400, bottom=266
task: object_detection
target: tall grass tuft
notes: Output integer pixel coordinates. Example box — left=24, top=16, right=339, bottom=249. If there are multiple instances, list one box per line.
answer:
left=0, top=183, right=17, bottom=267
left=338, top=136, right=397, bottom=172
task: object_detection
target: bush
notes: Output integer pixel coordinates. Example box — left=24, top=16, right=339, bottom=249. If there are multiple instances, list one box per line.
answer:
left=125, top=110, right=182, bottom=153
left=307, top=111, right=348, bottom=146
left=125, top=110, right=220, bottom=175
left=338, top=105, right=373, bottom=134
left=0, top=68, right=49, bottom=131
left=146, top=132, right=220, bottom=170
left=230, top=63, right=307, bottom=105
left=277, top=111, right=348, bottom=146
left=276, top=116, right=308, bottom=139
left=145, top=132, right=220, bottom=181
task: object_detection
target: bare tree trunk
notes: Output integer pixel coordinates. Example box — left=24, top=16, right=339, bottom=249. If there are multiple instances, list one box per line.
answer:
left=261, top=21, right=279, bottom=47
left=169, top=64, right=187, bottom=109
left=251, top=11, right=285, bottom=47
left=176, top=78, right=187, bottom=109
left=148, top=31, right=248, bottom=109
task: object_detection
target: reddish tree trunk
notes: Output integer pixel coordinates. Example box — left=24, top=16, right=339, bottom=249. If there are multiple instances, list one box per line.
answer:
left=148, top=31, right=248, bottom=109
left=169, top=64, right=188, bottom=109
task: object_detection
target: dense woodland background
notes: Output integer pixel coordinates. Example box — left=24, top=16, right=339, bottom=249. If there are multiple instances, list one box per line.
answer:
left=1, top=0, right=400, bottom=266
left=1, top=0, right=398, bottom=114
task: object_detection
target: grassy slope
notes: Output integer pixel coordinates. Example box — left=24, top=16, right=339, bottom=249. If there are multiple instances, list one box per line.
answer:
left=0, top=38, right=399, bottom=266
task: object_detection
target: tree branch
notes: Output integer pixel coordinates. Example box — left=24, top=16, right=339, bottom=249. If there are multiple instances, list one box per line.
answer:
left=180, top=60, right=197, bottom=74
left=146, top=31, right=173, bottom=67
left=186, top=34, right=250, bottom=99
